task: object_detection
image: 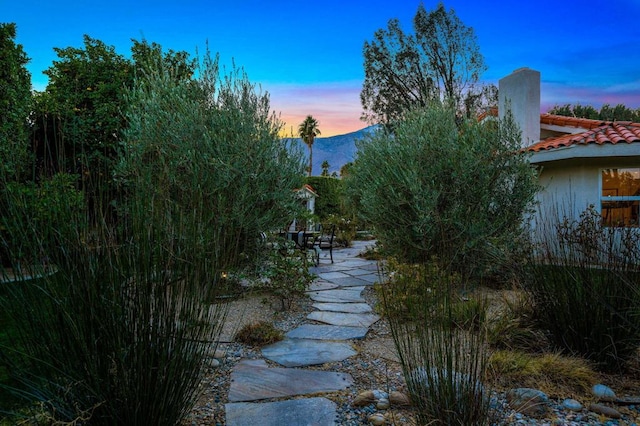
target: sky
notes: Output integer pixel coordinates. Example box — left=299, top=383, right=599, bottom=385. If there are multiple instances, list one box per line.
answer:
left=2, top=0, right=640, bottom=136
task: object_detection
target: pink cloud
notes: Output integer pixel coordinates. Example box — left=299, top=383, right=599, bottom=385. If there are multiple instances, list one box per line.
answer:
left=264, top=81, right=366, bottom=137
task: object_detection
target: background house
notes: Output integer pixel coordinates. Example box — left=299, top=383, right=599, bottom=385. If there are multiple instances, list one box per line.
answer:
left=499, top=68, right=640, bottom=228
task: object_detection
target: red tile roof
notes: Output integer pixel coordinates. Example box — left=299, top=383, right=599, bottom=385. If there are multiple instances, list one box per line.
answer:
left=527, top=114, right=640, bottom=152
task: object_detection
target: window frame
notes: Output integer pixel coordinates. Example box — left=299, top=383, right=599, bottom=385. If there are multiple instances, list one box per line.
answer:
left=600, top=167, right=640, bottom=228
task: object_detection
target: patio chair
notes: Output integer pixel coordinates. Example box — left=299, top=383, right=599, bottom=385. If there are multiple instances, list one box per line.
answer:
left=313, top=224, right=336, bottom=263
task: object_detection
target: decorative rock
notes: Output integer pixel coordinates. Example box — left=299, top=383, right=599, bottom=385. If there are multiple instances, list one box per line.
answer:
left=209, top=358, right=220, bottom=368
left=389, top=391, right=411, bottom=407
left=592, top=384, right=617, bottom=401
left=376, top=398, right=390, bottom=410
left=372, top=389, right=388, bottom=401
left=368, top=412, right=386, bottom=425
left=588, top=403, right=622, bottom=419
left=352, top=390, right=376, bottom=406
left=506, top=388, right=550, bottom=418
left=562, top=398, right=583, bottom=411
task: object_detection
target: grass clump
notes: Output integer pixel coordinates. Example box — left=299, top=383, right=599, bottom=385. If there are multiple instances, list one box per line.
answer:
left=234, top=321, right=284, bottom=346
left=487, top=350, right=597, bottom=397
left=380, top=259, right=493, bottom=425
left=525, top=205, right=640, bottom=372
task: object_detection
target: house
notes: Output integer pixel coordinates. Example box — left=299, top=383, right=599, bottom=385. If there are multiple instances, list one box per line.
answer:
left=288, top=184, right=318, bottom=231
left=498, top=68, right=640, bottom=228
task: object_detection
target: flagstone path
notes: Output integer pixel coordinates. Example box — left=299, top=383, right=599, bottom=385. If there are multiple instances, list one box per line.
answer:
left=225, top=241, right=382, bottom=426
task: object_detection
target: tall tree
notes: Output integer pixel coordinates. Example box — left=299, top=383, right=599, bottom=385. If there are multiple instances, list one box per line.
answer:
left=549, top=103, right=640, bottom=122
left=361, top=2, right=486, bottom=125
left=321, top=160, right=330, bottom=176
left=0, top=23, right=31, bottom=181
left=298, top=115, right=321, bottom=176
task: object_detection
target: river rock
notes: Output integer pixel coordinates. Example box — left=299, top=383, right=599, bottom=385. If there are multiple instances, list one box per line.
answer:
left=389, top=391, right=411, bottom=407
left=507, top=388, right=549, bottom=418
left=562, top=398, right=583, bottom=411
left=368, top=413, right=386, bottom=425
left=376, top=398, right=390, bottom=410
left=588, top=403, right=622, bottom=419
left=592, top=384, right=616, bottom=401
left=372, top=389, right=388, bottom=400
left=352, top=390, right=376, bottom=406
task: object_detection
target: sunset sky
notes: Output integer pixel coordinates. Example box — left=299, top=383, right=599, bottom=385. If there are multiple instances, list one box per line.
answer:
left=3, top=0, right=639, bottom=136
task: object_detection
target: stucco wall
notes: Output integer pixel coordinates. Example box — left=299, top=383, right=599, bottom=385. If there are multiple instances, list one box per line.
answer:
left=532, top=156, right=640, bottom=230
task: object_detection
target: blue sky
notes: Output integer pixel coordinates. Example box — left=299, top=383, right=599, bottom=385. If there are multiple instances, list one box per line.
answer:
left=2, top=0, right=639, bottom=136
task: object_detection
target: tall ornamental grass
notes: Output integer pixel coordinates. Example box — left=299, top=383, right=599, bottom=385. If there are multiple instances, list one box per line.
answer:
left=524, top=205, right=640, bottom=372
left=0, top=50, right=305, bottom=424
left=380, top=259, right=492, bottom=425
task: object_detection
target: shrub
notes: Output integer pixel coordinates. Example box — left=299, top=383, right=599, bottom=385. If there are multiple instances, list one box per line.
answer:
left=346, top=103, right=539, bottom=280
left=234, top=321, right=284, bottom=346
left=524, top=205, right=640, bottom=372
left=304, top=176, right=344, bottom=220
left=256, top=238, right=315, bottom=310
left=0, top=50, right=305, bottom=425
left=380, top=259, right=493, bottom=425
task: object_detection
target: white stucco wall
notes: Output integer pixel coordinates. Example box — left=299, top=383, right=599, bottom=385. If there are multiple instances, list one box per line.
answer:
left=532, top=155, right=640, bottom=231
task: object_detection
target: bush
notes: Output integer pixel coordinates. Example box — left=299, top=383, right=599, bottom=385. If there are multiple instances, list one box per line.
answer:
left=304, top=176, right=344, bottom=220
left=255, top=238, right=315, bottom=310
left=524, top=205, right=640, bottom=372
left=0, top=50, right=305, bottom=425
left=346, top=104, right=539, bottom=280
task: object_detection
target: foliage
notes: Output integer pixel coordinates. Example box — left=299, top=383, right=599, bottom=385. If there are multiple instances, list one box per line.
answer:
left=325, top=214, right=357, bottom=247
left=39, top=36, right=133, bottom=199
left=298, top=115, right=321, bottom=176
left=117, top=50, right=306, bottom=269
left=234, top=321, right=284, bottom=346
left=524, top=205, right=640, bottom=372
left=347, top=103, right=539, bottom=280
left=379, top=258, right=492, bottom=425
left=487, top=350, right=597, bottom=396
left=361, top=3, right=487, bottom=126
left=0, top=23, right=31, bottom=182
left=257, top=238, right=315, bottom=310
left=304, top=176, right=345, bottom=220
left=549, top=103, right=640, bottom=122
left=0, top=47, right=305, bottom=425
left=0, top=173, right=84, bottom=268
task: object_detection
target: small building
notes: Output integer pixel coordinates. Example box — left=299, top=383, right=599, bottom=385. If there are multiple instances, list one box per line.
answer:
left=289, top=184, right=318, bottom=231
left=498, top=68, right=640, bottom=229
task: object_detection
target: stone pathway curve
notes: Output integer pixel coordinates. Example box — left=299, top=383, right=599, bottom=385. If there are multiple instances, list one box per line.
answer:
left=225, top=241, right=380, bottom=426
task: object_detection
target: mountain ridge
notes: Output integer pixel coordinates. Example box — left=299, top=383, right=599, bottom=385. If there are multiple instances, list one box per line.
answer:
left=286, top=125, right=379, bottom=176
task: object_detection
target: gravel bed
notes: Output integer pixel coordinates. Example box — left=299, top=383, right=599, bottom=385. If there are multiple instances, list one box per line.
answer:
left=184, top=285, right=640, bottom=426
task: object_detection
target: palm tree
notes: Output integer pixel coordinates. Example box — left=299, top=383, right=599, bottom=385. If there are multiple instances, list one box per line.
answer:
left=298, top=115, right=321, bottom=176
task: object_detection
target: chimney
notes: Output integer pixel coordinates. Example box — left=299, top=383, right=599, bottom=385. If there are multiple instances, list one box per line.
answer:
left=498, top=68, right=540, bottom=147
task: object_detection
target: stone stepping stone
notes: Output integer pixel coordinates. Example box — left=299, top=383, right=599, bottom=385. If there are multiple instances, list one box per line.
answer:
left=226, top=397, right=337, bottom=426
left=307, top=287, right=365, bottom=303
left=308, top=281, right=339, bottom=291
left=348, top=268, right=379, bottom=276
left=356, top=273, right=381, bottom=284
left=262, top=338, right=356, bottom=367
left=329, top=276, right=374, bottom=287
left=286, top=324, right=369, bottom=340
left=317, top=271, right=350, bottom=280
left=313, top=302, right=372, bottom=313
left=228, top=359, right=353, bottom=402
left=308, top=311, right=380, bottom=328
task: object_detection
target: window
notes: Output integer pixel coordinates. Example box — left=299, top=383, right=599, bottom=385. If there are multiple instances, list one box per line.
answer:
left=601, top=168, right=640, bottom=227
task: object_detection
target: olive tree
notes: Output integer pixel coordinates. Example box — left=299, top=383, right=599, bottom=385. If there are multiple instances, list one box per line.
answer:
left=361, top=3, right=487, bottom=126
left=347, top=103, right=539, bottom=280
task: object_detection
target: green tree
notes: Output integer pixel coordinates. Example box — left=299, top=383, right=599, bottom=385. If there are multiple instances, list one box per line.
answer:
left=347, top=103, right=539, bottom=279
left=298, top=115, right=321, bottom=176
left=549, top=103, right=640, bottom=122
left=0, top=23, right=31, bottom=181
left=321, top=160, right=330, bottom=176
left=361, top=3, right=486, bottom=125
left=38, top=36, right=133, bottom=216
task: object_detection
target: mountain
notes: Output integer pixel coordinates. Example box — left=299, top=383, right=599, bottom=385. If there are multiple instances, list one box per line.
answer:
left=287, top=125, right=380, bottom=176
